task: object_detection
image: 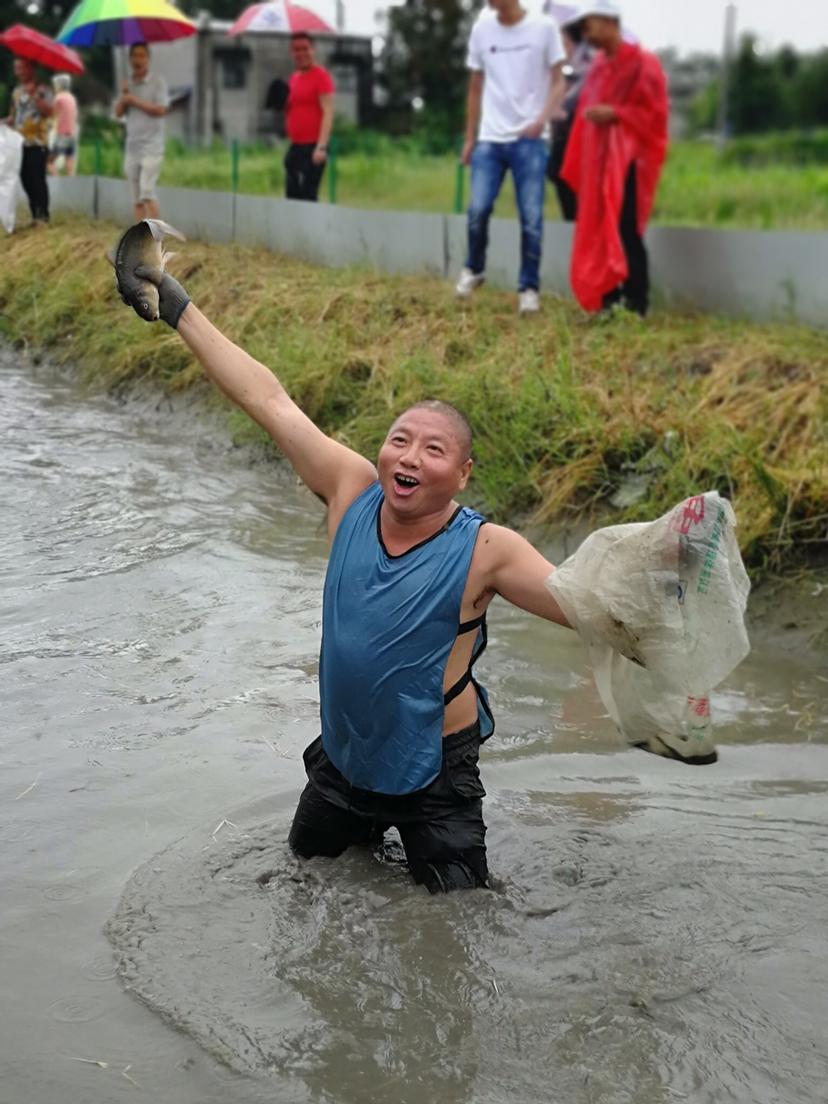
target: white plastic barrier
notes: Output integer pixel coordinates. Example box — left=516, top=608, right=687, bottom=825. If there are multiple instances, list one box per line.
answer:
left=31, top=174, right=828, bottom=327
left=47, top=175, right=97, bottom=219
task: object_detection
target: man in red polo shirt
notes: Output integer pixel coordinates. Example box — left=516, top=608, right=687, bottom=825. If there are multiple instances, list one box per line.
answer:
left=284, top=32, right=335, bottom=202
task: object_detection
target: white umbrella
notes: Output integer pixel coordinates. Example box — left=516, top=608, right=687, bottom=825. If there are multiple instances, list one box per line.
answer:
left=227, top=0, right=334, bottom=36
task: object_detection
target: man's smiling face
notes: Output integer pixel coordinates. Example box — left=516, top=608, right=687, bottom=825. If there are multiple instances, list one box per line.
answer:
left=377, top=407, right=472, bottom=520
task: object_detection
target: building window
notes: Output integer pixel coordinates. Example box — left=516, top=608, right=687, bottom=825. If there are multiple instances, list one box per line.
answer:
left=222, top=55, right=247, bottom=90
left=333, top=66, right=356, bottom=94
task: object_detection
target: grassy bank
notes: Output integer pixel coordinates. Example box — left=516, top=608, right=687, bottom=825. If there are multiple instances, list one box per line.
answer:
left=75, top=137, right=828, bottom=230
left=2, top=215, right=826, bottom=577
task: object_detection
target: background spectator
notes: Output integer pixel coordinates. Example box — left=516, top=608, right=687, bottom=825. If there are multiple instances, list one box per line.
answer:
left=455, top=0, right=565, bottom=315
left=284, top=32, right=335, bottom=202
left=264, top=76, right=289, bottom=137
left=6, top=58, right=52, bottom=226
left=114, top=42, right=168, bottom=221
left=547, top=23, right=593, bottom=221
left=560, top=1, right=668, bottom=316
left=49, top=73, right=78, bottom=177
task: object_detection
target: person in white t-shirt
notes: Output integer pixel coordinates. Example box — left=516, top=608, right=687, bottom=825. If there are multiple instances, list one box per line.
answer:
left=455, top=0, right=565, bottom=314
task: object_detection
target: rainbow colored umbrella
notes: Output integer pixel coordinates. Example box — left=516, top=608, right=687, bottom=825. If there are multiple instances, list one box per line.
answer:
left=0, top=24, right=85, bottom=72
left=56, top=0, right=196, bottom=47
left=227, top=1, right=333, bottom=37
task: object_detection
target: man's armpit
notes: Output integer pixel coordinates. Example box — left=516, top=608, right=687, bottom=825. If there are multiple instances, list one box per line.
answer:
left=472, top=585, right=495, bottom=611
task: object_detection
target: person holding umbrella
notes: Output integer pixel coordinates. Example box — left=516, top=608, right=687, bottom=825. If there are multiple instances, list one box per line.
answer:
left=283, top=31, right=335, bottom=202
left=114, top=42, right=169, bottom=221
left=5, top=57, right=53, bottom=226
left=1, top=24, right=83, bottom=228
left=56, top=0, right=194, bottom=213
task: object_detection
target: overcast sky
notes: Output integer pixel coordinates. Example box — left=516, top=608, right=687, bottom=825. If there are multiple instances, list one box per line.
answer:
left=313, top=0, right=828, bottom=55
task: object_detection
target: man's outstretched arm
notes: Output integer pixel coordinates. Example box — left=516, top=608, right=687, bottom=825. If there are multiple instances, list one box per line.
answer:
left=480, top=524, right=572, bottom=628
left=142, top=280, right=376, bottom=533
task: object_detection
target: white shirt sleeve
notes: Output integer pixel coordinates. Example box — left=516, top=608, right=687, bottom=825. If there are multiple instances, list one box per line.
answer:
left=154, top=75, right=169, bottom=108
left=467, top=22, right=484, bottom=71
left=544, top=19, right=565, bottom=68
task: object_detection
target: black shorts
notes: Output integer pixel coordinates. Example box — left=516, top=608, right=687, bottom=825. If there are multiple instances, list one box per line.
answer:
left=288, top=722, right=488, bottom=893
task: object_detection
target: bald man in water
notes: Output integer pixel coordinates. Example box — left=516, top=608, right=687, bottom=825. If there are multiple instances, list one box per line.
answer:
left=121, top=267, right=572, bottom=892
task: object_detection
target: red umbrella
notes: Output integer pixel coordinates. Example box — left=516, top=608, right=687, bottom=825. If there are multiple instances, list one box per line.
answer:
left=227, top=1, right=333, bottom=37
left=0, top=23, right=85, bottom=73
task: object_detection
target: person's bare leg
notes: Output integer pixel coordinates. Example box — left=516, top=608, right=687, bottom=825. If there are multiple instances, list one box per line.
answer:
left=66, top=156, right=76, bottom=177
left=134, top=201, right=146, bottom=221
left=144, top=198, right=160, bottom=219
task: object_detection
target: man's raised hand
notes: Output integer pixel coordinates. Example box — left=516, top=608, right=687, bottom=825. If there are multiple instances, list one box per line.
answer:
left=133, top=266, right=191, bottom=329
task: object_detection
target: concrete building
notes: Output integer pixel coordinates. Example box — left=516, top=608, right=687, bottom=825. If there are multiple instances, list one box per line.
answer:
left=113, top=16, right=374, bottom=146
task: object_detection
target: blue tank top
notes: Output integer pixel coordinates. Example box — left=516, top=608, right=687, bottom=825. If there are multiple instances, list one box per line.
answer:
left=319, top=482, right=494, bottom=795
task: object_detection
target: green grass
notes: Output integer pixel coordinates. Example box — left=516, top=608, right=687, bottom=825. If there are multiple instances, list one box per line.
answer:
left=656, top=141, right=828, bottom=230
left=2, top=215, right=826, bottom=578
left=75, top=136, right=828, bottom=230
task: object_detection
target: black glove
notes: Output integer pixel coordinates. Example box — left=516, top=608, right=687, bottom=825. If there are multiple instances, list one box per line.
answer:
left=134, top=266, right=191, bottom=330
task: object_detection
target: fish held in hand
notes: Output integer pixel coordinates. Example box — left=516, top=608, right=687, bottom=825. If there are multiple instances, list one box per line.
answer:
left=108, top=219, right=185, bottom=322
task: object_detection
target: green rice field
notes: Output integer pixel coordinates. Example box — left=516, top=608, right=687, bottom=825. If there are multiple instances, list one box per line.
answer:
left=75, top=135, right=828, bottom=231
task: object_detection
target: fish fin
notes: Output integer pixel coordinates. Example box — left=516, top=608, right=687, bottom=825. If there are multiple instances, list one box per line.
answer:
left=133, top=263, right=166, bottom=287
left=144, top=218, right=186, bottom=243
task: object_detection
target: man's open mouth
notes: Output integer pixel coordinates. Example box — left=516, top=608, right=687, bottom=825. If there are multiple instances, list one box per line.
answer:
left=393, top=473, right=420, bottom=492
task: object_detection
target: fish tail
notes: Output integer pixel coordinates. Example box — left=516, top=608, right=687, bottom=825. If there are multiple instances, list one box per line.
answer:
left=144, top=219, right=186, bottom=243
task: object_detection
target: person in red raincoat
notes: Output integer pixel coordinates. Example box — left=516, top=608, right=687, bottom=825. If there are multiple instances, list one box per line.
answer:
left=560, top=1, right=668, bottom=316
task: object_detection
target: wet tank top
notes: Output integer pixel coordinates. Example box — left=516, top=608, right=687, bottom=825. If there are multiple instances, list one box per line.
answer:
left=319, top=481, right=494, bottom=794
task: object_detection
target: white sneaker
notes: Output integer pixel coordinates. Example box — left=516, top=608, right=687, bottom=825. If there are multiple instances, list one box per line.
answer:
left=455, top=267, right=485, bottom=299
left=518, top=289, right=540, bottom=315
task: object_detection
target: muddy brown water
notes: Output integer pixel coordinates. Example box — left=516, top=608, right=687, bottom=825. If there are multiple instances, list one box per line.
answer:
left=2, top=350, right=827, bottom=1104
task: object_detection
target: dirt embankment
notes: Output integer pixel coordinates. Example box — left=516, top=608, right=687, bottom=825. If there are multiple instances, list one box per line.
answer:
left=2, top=215, right=826, bottom=601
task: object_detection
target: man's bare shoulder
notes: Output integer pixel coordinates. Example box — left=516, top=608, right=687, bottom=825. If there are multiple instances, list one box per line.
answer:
left=470, top=521, right=569, bottom=626
left=474, top=522, right=524, bottom=556
left=470, top=522, right=527, bottom=577
left=326, top=458, right=379, bottom=537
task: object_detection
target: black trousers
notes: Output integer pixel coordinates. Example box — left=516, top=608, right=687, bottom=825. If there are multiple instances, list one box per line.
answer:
left=20, top=146, right=50, bottom=222
left=284, top=142, right=325, bottom=202
left=547, top=126, right=577, bottom=222
left=288, top=723, right=489, bottom=894
left=603, top=164, right=649, bottom=316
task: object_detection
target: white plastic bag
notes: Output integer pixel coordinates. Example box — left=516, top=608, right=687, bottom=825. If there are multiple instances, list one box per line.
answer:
left=0, top=125, right=24, bottom=235
left=546, top=492, right=751, bottom=764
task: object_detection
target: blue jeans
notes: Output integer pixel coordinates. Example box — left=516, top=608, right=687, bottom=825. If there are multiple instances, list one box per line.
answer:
left=465, top=138, right=549, bottom=292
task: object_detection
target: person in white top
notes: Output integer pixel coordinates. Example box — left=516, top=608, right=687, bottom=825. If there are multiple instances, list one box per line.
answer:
left=114, top=43, right=169, bottom=222
left=456, top=0, right=565, bottom=314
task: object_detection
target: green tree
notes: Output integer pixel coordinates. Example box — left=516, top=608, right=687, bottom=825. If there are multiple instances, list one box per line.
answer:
left=688, top=80, right=719, bottom=134
left=1, top=0, right=73, bottom=38
left=791, top=48, right=828, bottom=127
left=688, top=36, right=828, bottom=136
left=728, top=34, right=781, bottom=132
left=1, top=0, right=29, bottom=103
left=377, top=0, right=479, bottom=144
